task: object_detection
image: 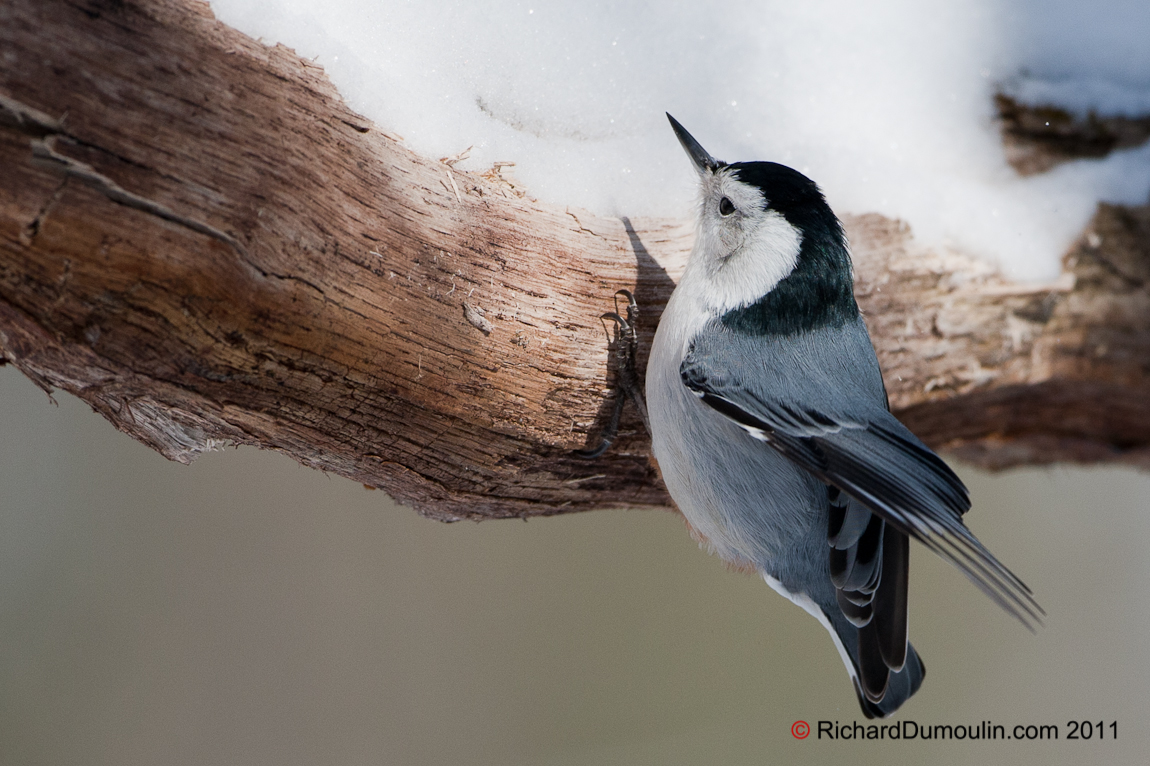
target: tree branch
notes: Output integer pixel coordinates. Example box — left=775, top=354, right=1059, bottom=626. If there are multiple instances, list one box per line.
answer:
left=2, top=0, right=1148, bottom=521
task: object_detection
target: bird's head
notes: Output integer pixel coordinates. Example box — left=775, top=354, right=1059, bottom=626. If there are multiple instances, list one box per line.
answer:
left=667, top=114, right=855, bottom=333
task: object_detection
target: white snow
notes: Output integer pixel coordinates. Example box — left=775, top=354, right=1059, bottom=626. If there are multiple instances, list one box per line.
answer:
left=208, top=0, right=1150, bottom=281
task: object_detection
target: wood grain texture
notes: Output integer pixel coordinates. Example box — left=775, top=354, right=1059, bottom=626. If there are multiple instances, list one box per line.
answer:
left=2, top=0, right=1149, bottom=522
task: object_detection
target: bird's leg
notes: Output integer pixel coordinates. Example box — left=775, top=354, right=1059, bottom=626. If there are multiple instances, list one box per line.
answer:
left=575, top=290, right=651, bottom=459
left=605, top=290, right=651, bottom=435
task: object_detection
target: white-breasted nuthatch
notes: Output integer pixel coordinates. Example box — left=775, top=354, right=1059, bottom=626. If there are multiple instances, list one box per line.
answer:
left=587, top=115, right=1043, bottom=718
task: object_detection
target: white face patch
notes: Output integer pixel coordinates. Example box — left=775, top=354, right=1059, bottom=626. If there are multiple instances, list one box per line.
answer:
left=682, top=167, right=803, bottom=315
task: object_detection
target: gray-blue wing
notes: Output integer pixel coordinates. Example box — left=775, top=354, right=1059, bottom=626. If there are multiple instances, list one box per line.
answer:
left=680, top=315, right=1043, bottom=630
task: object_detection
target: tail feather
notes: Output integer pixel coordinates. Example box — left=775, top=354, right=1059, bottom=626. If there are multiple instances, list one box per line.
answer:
left=853, top=645, right=925, bottom=719
left=872, top=526, right=909, bottom=671
left=857, top=622, right=890, bottom=701
left=826, top=492, right=919, bottom=716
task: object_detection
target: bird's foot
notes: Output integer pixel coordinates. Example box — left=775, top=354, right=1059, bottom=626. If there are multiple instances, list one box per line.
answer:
left=575, top=290, right=651, bottom=459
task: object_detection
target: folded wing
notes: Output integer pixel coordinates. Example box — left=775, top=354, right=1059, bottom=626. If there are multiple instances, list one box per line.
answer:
left=680, top=316, right=1043, bottom=631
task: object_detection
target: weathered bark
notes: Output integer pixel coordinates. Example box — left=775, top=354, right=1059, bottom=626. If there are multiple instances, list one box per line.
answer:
left=2, top=0, right=1149, bottom=521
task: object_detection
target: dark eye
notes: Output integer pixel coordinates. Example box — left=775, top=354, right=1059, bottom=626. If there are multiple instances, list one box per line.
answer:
left=719, top=197, right=735, bottom=216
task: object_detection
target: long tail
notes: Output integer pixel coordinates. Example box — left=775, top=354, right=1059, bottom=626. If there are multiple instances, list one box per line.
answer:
left=766, top=501, right=925, bottom=718
left=828, top=494, right=924, bottom=717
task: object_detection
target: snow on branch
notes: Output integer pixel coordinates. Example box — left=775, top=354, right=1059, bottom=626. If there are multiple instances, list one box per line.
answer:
left=2, top=0, right=1149, bottom=520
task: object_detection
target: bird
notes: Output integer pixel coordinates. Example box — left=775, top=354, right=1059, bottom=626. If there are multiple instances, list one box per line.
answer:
left=638, top=114, right=1042, bottom=717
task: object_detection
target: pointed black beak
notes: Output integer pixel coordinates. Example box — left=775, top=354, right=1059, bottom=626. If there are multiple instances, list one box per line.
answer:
left=666, top=113, right=720, bottom=173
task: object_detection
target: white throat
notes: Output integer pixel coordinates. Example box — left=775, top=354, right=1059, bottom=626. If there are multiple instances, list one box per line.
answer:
left=688, top=207, right=802, bottom=315
left=653, top=167, right=806, bottom=364
left=676, top=166, right=805, bottom=316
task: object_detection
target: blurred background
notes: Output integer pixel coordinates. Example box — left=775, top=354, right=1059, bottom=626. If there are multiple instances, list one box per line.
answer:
left=3, top=361, right=1148, bottom=764
left=5, top=0, right=1150, bottom=763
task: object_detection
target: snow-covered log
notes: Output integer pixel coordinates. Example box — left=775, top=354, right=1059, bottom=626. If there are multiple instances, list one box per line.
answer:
left=2, top=0, right=1149, bottom=520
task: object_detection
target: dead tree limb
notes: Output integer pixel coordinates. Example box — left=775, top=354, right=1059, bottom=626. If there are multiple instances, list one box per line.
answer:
left=3, top=0, right=1149, bottom=520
